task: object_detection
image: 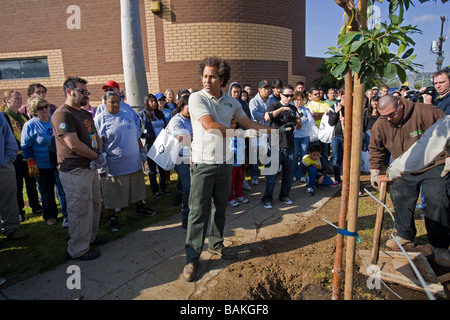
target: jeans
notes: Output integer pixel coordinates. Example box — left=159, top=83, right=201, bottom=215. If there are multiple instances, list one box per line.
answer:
left=331, top=136, right=343, bottom=183
left=175, top=163, right=191, bottom=221
left=390, top=165, right=449, bottom=248
left=55, top=170, right=67, bottom=218
left=262, top=148, right=294, bottom=203
left=293, top=137, right=310, bottom=179
left=362, top=130, right=371, bottom=152
left=36, top=168, right=59, bottom=221
left=147, top=157, right=167, bottom=194
left=306, top=166, right=333, bottom=189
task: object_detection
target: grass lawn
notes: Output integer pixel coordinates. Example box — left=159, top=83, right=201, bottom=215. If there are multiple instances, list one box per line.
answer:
left=0, top=171, right=182, bottom=287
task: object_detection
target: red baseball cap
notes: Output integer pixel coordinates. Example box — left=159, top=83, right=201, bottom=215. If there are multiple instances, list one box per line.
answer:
left=102, top=80, right=120, bottom=90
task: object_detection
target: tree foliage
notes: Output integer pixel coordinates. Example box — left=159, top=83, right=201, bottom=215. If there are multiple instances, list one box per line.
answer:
left=326, top=0, right=448, bottom=83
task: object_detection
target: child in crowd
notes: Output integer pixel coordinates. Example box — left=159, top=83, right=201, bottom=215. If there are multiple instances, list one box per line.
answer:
left=301, top=144, right=338, bottom=196
left=228, top=118, right=248, bottom=207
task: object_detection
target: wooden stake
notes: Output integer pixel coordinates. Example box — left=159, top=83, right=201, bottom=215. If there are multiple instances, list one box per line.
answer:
left=370, top=181, right=387, bottom=265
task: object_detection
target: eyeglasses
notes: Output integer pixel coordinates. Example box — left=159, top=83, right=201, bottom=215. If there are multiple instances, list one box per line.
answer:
left=75, top=89, right=90, bottom=96
left=36, top=104, right=50, bottom=111
left=379, top=105, right=398, bottom=119
left=282, top=93, right=294, bottom=98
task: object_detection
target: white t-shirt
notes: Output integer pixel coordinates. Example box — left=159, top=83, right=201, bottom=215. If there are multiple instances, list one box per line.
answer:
left=189, top=89, right=247, bottom=164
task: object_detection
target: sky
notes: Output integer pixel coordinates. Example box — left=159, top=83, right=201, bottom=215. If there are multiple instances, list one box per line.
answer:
left=305, top=0, right=449, bottom=73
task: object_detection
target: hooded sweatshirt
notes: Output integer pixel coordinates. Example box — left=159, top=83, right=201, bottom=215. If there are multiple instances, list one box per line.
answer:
left=369, top=97, right=446, bottom=173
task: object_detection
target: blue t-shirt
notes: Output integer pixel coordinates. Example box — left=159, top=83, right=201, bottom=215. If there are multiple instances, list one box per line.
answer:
left=21, top=117, right=54, bottom=169
left=94, top=109, right=142, bottom=176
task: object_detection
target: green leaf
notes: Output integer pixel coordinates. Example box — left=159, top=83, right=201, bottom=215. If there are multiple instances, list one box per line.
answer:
left=396, top=64, right=407, bottom=83
left=349, top=57, right=361, bottom=73
left=334, top=62, right=348, bottom=78
left=350, top=36, right=366, bottom=52
left=384, top=63, right=397, bottom=79
left=338, top=31, right=360, bottom=46
left=326, top=56, right=343, bottom=64
left=402, top=48, right=414, bottom=59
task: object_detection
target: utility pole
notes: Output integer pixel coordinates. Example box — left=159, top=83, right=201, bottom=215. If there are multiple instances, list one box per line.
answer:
left=121, top=0, right=148, bottom=111
left=436, top=16, right=446, bottom=71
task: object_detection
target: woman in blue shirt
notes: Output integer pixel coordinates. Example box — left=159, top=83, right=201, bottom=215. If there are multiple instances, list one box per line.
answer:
left=21, top=96, right=59, bottom=225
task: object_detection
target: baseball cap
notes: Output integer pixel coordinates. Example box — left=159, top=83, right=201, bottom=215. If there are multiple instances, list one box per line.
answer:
left=102, top=80, right=120, bottom=90
left=259, top=80, right=271, bottom=88
left=155, top=92, right=166, bottom=100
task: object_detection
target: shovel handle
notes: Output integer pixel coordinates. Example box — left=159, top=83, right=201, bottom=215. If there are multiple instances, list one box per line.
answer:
left=370, top=181, right=388, bottom=265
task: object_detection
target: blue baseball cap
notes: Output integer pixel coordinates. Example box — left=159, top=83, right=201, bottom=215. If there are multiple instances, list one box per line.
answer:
left=155, top=92, right=165, bottom=100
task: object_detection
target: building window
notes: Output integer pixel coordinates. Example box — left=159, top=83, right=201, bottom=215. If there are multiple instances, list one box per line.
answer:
left=0, top=57, right=50, bottom=80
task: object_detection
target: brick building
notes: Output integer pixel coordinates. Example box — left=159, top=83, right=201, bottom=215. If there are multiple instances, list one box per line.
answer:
left=0, top=0, right=307, bottom=107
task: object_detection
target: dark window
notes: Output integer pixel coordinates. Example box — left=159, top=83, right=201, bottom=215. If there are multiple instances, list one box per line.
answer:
left=0, top=57, right=50, bottom=80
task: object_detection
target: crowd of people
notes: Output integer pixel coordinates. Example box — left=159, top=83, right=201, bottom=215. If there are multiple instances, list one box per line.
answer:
left=0, top=59, right=449, bottom=282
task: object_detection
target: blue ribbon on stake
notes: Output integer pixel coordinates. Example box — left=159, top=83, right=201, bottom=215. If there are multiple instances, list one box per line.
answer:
left=322, top=218, right=361, bottom=243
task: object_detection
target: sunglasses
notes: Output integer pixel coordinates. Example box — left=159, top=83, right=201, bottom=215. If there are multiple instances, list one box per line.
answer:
left=379, top=105, right=398, bottom=119
left=37, top=104, right=50, bottom=111
left=282, top=93, right=294, bottom=98
left=75, top=89, right=90, bottom=96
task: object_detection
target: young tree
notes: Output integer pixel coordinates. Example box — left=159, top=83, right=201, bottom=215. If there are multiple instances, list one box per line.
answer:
left=328, top=0, right=448, bottom=300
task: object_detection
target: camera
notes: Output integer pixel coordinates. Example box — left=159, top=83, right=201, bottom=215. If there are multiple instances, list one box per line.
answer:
left=405, top=86, right=437, bottom=103
left=277, top=108, right=297, bottom=128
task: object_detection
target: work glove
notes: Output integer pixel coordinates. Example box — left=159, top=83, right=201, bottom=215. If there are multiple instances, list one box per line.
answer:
left=27, top=160, right=39, bottom=178
left=441, top=157, right=450, bottom=178
left=90, top=153, right=107, bottom=170
left=236, top=128, right=259, bottom=139
left=140, top=147, right=148, bottom=164
left=370, top=169, right=380, bottom=190
left=278, top=123, right=294, bottom=133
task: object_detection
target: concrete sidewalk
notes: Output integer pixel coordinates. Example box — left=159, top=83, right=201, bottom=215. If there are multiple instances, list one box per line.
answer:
left=0, top=180, right=338, bottom=300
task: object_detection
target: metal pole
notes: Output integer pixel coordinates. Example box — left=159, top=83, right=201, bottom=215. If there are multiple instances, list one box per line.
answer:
left=121, top=0, right=148, bottom=111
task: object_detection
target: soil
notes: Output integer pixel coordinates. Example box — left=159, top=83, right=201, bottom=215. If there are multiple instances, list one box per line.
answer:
left=192, top=175, right=450, bottom=301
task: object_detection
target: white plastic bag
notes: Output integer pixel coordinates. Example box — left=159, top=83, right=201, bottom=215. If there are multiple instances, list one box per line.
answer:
left=360, top=150, right=370, bottom=172
left=309, top=124, right=319, bottom=142
left=318, top=109, right=335, bottom=144
left=147, top=128, right=181, bottom=171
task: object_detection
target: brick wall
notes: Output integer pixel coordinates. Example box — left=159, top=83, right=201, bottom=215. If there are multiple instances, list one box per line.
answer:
left=0, top=0, right=306, bottom=107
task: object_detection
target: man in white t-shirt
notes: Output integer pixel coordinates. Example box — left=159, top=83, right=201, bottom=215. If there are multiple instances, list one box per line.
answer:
left=183, top=56, right=275, bottom=282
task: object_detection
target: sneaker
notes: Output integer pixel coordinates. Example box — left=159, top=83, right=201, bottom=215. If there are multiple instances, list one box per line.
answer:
left=32, top=208, right=42, bottom=215
left=6, top=229, right=26, bottom=240
left=242, top=180, right=252, bottom=191
left=263, top=202, right=272, bottom=209
left=90, top=235, right=108, bottom=246
left=300, top=177, right=307, bottom=183
left=154, top=192, right=163, bottom=199
left=183, top=261, right=198, bottom=282
left=306, top=187, right=314, bottom=196
left=282, top=198, right=293, bottom=205
left=415, top=203, right=426, bottom=210
left=236, top=197, right=249, bottom=204
left=432, top=246, right=450, bottom=268
left=331, top=181, right=341, bottom=188
left=67, top=247, right=101, bottom=261
left=251, top=178, right=258, bottom=185
left=136, top=207, right=157, bottom=216
left=228, top=199, right=239, bottom=207
left=161, top=190, right=172, bottom=196
left=106, top=215, right=119, bottom=232
left=46, top=218, right=58, bottom=226
left=62, top=217, right=69, bottom=228
left=208, top=245, right=236, bottom=260
left=385, top=235, right=413, bottom=249
left=292, top=176, right=297, bottom=182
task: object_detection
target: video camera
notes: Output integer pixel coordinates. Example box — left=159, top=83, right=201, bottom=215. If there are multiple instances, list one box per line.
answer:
left=278, top=108, right=297, bottom=128
left=405, top=86, right=436, bottom=103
